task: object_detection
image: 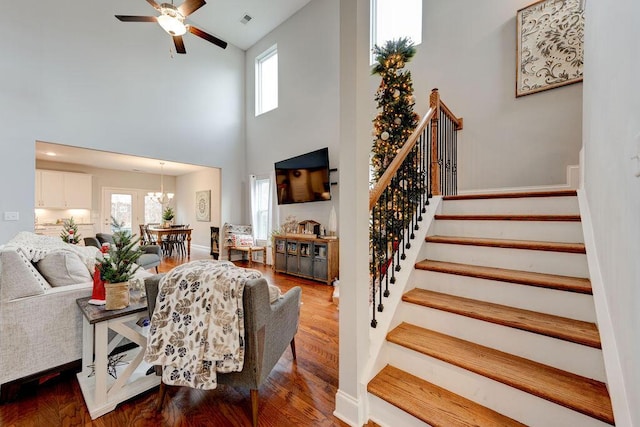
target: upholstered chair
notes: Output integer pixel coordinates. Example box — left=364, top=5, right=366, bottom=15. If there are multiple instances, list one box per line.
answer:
left=144, top=273, right=301, bottom=427
left=84, top=235, right=162, bottom=273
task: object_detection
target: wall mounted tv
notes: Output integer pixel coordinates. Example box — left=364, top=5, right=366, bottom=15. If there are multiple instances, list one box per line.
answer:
left=275, top=147, right=331, bottom=205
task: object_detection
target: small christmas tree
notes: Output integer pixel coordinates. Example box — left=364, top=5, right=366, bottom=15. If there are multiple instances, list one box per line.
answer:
left=60, top=217, right=81, bottom=244
left=97, top=216, right=142, bottom=283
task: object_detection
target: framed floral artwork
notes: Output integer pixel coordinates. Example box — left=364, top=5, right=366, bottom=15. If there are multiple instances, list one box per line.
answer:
left=516, top=0, right=584, bottom=97
left=195, top=190, right=211, bottom=222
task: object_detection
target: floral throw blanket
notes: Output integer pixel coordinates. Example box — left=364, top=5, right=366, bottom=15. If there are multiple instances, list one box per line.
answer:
left=144, top=260, right=261, bottom=389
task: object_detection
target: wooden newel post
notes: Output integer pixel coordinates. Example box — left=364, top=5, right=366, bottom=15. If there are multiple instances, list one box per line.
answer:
left=430, top=88, right=441, bottom=196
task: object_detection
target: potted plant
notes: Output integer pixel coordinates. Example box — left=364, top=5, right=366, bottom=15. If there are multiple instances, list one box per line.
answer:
left=97, top=229, right=143, bottom=310
left=162, top=206, right=175, bottom=227
left=60, top=216, right=81, bottom=244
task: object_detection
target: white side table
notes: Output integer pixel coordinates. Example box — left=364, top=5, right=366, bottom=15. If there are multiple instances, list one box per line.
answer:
left=76, top=291, right=160, bottom=419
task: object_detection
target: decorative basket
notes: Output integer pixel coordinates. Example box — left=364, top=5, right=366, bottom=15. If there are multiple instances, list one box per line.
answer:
left=105, top=281, right=130, bottom=310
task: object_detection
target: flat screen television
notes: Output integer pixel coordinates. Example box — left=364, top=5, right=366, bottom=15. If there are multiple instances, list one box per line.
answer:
left=275, top=147, right=331, bottom=205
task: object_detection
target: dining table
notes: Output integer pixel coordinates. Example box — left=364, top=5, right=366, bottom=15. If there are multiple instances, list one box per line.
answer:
left=147, top=227, right=193, bottom=258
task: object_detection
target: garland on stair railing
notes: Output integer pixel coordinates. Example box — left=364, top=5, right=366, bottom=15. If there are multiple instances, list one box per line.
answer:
left=369, top=42, right=463, bottom=326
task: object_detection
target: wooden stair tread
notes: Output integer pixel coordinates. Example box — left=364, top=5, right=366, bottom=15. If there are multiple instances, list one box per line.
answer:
left=434, top=214, right=581, bottom=221
left=388, top=323, right=614, bottom=425
left=403, top=288, right=601, bottom=348
left=415, top=259, right=592, bottom=294
left=425, top=235, right=586, bottom=253
left=368, top=365, right=526, bottom=427
left=443, top=190, right=577, bottom=200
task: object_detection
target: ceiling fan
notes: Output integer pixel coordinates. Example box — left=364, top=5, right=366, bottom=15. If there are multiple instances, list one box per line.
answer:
left=115, top=0, right=227, bottom=54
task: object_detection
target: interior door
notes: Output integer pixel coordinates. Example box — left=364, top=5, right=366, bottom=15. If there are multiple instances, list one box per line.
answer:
left=102, top=188, right=138, bottom=234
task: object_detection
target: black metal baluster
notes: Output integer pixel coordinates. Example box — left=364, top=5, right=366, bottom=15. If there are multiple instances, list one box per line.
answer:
left=382, top=187, right=390, bottom=299
left=370, top=203, right=377, bottom=328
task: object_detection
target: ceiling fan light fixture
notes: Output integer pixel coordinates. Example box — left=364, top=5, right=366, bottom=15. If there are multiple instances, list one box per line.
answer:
left=157, top=13, right=186, bottom=36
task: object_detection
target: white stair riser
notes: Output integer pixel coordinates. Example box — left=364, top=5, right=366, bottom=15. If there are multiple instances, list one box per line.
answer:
left=425, top=243, right=589, bottom=277
left=385, top=345, right=611, bottom=427
left=413, top=270, right=596, bottom=322
left=433, top=219, right=584, bottom=243
left=394, top=304, right=606, bottom=381
left=441, top=196, right=579, bottom=215
left=368, top=394, right=431, bottom=427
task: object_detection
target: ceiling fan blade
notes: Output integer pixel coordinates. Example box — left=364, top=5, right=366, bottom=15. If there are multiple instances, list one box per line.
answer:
left=178, top=0, right=206, bottom=17
left=146, top=0, right=161, bottom=11
left=188, top=26, right=227, bottom=49
left=115, top=15, right=157, bottom=22
left=173, top=36, right=187, bottom=54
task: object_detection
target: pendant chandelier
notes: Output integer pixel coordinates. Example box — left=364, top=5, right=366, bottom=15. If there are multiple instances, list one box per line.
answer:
left=148, top=162, right=174, bottom=204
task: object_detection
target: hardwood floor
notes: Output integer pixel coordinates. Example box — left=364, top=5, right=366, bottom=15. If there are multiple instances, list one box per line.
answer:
left=0, top=250, right=351, bottom=427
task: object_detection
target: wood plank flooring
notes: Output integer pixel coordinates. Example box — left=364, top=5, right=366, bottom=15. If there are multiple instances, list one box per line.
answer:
left=0, top=251, right=351, bottom=427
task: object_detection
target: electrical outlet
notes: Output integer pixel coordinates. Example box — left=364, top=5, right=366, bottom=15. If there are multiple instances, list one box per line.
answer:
left=4, top=212, right=19, bottom=221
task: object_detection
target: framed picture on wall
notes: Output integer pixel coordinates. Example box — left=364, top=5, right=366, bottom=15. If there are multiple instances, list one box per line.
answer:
left=516, top=0, right=584, bottom=97
left=196, top=190, right=211, bottom=222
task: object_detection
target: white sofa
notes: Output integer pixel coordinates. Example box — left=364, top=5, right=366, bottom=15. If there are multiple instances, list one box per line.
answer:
left=0, top=233, right=151, bottom=399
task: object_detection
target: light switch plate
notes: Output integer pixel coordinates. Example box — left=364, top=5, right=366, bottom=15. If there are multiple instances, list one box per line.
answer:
left=4, top=212, right=19, bottom=221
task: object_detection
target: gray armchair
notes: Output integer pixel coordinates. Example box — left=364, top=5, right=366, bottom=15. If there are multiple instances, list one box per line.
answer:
left=144, top=274, right=302, bottom=427
left=84, top=235, right=162, bottom=273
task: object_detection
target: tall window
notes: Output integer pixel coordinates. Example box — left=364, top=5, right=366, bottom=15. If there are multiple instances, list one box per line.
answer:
left=144, top=195, right=163, bottom=224
left=255, top=44, right=278, bottom=116
left=371, top=0, right=422, bottom=63
left=253, top=178, right=271, bottom=241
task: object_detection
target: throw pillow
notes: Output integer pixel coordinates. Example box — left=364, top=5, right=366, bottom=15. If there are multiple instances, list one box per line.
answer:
left=36, top=251, right=92, bottom=287
left=0, top=248, right=49, bottom=300
left=268, top=283, right=282, bottom=303
left=233, top=234, right=254, bottom=247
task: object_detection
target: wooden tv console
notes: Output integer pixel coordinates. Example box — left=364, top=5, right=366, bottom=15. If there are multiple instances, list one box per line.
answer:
left=273, top=235, right=338, bottom=286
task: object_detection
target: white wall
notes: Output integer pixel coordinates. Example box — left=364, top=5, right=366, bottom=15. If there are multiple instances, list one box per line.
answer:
left=175, top=168, right=221, bottom=249
left=582, top=0, right=640, bottom=425
left=245, top=0, right=341, bottom=232
left=0, top=0, right=246, bottom=244
left=394, top=0, right=583, bottom=191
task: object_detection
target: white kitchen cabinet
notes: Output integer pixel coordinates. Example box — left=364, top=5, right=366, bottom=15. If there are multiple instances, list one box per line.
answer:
left=35, top=170, right=92, bottom=209
left=36, top=170, right=65, bottom=208
left=64, top=173, right=92, bottom=208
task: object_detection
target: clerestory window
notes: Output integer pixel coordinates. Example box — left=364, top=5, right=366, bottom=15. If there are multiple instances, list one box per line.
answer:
left=255, top=44, right=278, bottom=116
left=370, top=0, right=422, bottom=64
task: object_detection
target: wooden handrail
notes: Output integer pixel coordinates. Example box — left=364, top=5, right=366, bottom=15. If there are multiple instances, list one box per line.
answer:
left=369, top=88, right=463, bottom=208
left=440, top=100, right=463, bottom=130
left=369, top=107, right=435, bottom=211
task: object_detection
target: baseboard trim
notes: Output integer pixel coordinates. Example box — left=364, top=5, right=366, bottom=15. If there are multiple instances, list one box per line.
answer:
left=334, top=389, right=365, bottom=427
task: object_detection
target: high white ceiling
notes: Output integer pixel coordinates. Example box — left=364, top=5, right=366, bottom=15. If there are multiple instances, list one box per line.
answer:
left=197, top=0, right=312, bottom=50
left=123, top=0, right=313, bottom=51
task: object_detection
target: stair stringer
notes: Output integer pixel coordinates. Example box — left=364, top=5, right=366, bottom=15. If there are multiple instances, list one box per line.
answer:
left=363, top=196, right=442, bottom=386
left=578, top=189, right=631, bottom=426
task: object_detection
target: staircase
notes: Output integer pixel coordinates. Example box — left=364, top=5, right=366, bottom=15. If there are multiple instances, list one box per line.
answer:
left=367, top=190, right=615, bottom=426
